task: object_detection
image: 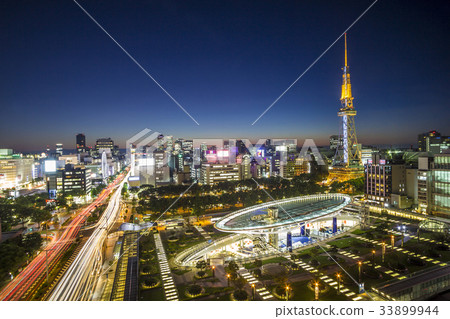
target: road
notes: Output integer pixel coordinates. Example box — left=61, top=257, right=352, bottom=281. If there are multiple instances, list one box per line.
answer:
left=0, top=171, right=127, bottom=301
left=48, top=171, right=130, bottom=300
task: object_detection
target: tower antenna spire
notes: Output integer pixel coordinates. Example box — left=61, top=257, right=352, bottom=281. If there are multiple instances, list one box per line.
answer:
left=345, top=33, right=348, bottom=67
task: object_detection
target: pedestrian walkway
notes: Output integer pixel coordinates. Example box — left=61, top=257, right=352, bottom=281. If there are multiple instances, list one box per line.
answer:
left=338, top=247, right=405, bottom=280
left=194, top=226, right=212, bottom=241
left=370, top=215, right=412, bottom=226
left=368, top=222, right=450, bottom=249
left=154, top=233, right=179, bottom=301
left=285, top=255, right=361, bottom=301
left=339, top=250, right=361, bottom=260
left=390, top=229, right=450, bottom=248
left=355, top=235, right=448, bottom=268
left=238, top=266, right=276, bottom=300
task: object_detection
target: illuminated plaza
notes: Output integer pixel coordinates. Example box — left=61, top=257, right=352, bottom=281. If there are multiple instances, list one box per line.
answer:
left=175, top=194, right=358, bottom=267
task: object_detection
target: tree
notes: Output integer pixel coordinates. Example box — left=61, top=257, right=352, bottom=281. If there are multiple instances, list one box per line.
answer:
left=31, top=208, right=52, bottom=229
left=226, top=260, right=239, bottom=274
left=253, top=268, right=262, bottom=278
left=22, top=233, right=43, bottom=253
left=15, top=205, right=32, bottom=229
left=273, top=268, right=289, bottom=288
left=0, top=198, right=14, bottom=231
left=254, top=259, right=262, bottom=268
left=233, top=276, right=246, bottom=291
left=196, top=260, right=207, bottom=270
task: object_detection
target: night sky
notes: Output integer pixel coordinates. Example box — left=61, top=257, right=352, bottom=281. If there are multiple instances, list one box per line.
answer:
left=1, top=0, right=449, bottom=152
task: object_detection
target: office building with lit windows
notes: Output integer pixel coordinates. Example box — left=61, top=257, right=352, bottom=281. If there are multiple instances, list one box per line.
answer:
left=0, top=150, right=34, bottom=189
left=62, top=164, right=92, bottom=194
left=431, top=154, right=450, bottom=217
left=46, top=164, right=91, bottom=196
left=418, top=154, right=450, bottom=218
left=281, top=158, right=309, bottom=179
left=76, top=133, right=86, bottom=153
left=418, top=130, right=450, bottom=154
left=95, top=138, right=114, bottom=151
left=154, top=151, right=170, bottom=185
left=364, top=156, right=407, bottom=206
left=56, top=143, right=64, bottom=156
left=200, top=163, right=242, bottom=185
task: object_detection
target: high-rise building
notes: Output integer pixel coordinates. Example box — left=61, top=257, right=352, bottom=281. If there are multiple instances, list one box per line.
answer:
left=182, top=140, right=193, bottom=153
left=62, top=164, right=92, bottom=194
left=200, top=163, right=242, bottom=185
left=46, top=164, right=91, bottom=196
left=59, top=154, right=80, bottom=165
left=95, top=138, right=114, bottom=152
left=166, top=135, right=173, bottom=152
left=56, top=143, right=64, bottom=156
left=157, top=134, right=165, bottom=151
left=154, top=151, right=170, bottom=185
left=76, top=133, right=86, bottom=153
left=0, top=150, right=34, bottom=189
left=417, top=154, right=450, bottom=217
left=431, top=154, right=450, bottom=217
left=329, top=34, right=363, bottom=182
left=281, top=158, right=309, bottom=179
left=418, top=131, right=449, bottom=154
left=417, top=156, right=432, bottom=213
left=364, top=155, right=408, bottom=207
left=174, top=140, right=182, bottom=152
left=241, top=154, right=251, bottom=180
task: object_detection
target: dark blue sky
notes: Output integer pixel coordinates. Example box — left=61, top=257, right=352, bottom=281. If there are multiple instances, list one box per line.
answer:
left=1, top=0, right=449, bottom=152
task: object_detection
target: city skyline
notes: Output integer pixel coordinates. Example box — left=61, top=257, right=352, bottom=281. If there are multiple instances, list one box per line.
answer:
left=1, top=0, right=449, bottom=151
left=2, top=1, right=450, bottom=306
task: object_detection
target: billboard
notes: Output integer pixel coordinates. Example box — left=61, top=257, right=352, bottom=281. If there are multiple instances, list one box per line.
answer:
left=45, top=160, right=57, bottom=173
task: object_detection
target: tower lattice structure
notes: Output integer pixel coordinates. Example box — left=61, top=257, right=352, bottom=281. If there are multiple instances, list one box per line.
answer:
left=334, top=34, right=361, bottom=167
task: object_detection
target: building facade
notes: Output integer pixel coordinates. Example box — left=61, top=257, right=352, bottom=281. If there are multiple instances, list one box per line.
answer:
left=95, top=138, right=114, bottom=151
left=364, top=156, right=409, bottom=207
left=416, top=154, right=450, bottom=218
left=430, top=154, right=450, bottom=218
left=0, top=150, right=34, bottom=189
left=418, top=131, right=450, bottom=154
left=200, top=163, right=242, bottom=185
left=46, top=164, right=91, bottom=196
left=76, top=133, right=86, bottom=153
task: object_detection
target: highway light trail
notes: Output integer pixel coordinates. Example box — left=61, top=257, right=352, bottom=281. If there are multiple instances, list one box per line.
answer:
left=48, top=171, right=130, bottom=301
left=0, top=172, right=127, bottom=301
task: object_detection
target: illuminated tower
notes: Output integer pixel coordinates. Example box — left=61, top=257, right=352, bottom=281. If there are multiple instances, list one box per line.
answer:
left=101, top=151, right=109, bottom=180
left=334, top=33, right=361, bottom=167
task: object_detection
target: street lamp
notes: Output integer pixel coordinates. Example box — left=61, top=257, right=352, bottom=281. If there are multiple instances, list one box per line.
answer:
left=252, top=284, right=256, bottom=300
left=227, top=273, right=230, bottom=287
left=391, top=235, right=395, bottom=248
left=314, top=282, right=319, bottom=301
left=358, top=261, right=362, bottom=283
left=9, top=272, right=13, bottom=280
left=372, top=250, right=376, bottom=265
left=285, top=285, right=290, bottom=301
left=336, top=273, right=341, bottom=294
left=212, top=265, right=215, bottom=278
left=401, top=225, right=405, bottom=247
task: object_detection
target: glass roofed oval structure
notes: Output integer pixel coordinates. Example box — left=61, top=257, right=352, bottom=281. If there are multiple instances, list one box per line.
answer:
left=215, top=193, right=351, bottom=234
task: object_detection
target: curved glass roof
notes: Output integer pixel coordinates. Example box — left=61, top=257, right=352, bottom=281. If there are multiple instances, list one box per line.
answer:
left=215, top=194, right=351, bottom=232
